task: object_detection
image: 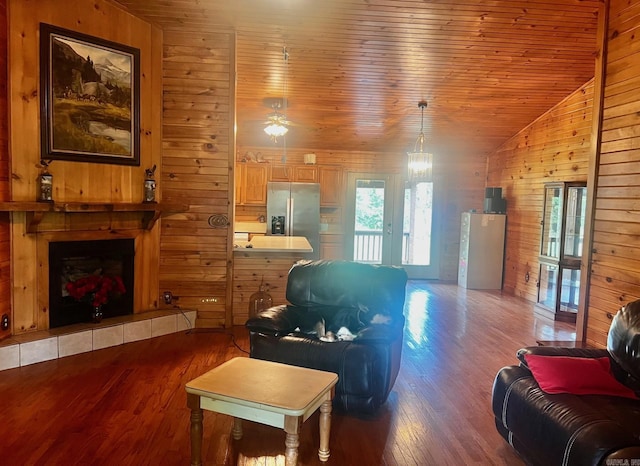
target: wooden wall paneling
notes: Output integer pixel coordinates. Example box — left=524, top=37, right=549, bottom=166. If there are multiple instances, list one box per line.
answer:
left=487, top=79, right=593, bottom=305
left=161, top=28, right=233, bottom=328
left=11, top=215, right=38, bottom=332
left=8, top=0, right=159, bottom=204
left=585, top=292, right=623, bottom=336
left=582, top=0, right=640, bottom=347
left=35, top=231, right=50, bottom=330
left=134, top=227, right=161, bottom=311
left=590, top=264, right=640, bottom=307
left=0, top=0, right=9, bottom=339
left=226, top=34, right=237, bottom=329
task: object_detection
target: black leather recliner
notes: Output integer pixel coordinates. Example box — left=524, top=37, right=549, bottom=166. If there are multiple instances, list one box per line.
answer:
left=492, top=301, right=640, bottom=465
left=245, top=260, right=408, bottom=416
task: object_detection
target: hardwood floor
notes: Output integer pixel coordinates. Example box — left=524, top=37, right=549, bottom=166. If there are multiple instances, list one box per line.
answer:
left=0, top=282, right=575, bottom=465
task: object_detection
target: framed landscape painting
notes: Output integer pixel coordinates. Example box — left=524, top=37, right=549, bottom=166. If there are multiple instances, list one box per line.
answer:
left=39, top=23, right=140, bottom=166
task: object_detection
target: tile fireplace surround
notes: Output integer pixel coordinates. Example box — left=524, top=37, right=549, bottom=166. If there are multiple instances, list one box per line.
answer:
left=0, top=309, right=196, bottom=372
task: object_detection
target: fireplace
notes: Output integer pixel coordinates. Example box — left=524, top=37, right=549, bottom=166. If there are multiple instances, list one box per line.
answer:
left=49, top=239, right=135, bottom=328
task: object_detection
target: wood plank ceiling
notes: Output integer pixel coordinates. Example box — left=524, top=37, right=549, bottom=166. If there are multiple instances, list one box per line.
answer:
left=116, top=0, right=600, bottom=157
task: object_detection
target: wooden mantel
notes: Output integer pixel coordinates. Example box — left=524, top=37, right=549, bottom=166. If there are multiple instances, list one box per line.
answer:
left=0, top=201, right=189, bottom=232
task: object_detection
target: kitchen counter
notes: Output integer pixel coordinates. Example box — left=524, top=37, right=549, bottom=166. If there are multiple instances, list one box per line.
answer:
left=235, top=221, right=268, bottom=234
left=233, top=235, right=313, bottom=253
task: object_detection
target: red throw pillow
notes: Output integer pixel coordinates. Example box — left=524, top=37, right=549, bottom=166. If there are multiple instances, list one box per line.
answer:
left=524, top=354, right=638, bottom=399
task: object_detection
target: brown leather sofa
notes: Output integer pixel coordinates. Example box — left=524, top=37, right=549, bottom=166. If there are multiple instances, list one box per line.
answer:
left=245, top=260, right=408, bottom=416
left=492, top=301, right=640, bottom=465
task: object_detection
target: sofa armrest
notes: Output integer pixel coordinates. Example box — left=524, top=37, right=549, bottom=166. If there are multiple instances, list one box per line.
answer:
left=516, top=346, right=637, bottom=384
left=245, top=305, right=301, bottom=336
left=516, top=346, right=609, bottom=366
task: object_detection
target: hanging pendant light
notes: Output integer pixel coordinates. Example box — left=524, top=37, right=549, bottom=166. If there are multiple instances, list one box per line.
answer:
left=407, top=101, right=433, bottom=182
left=264, top=46, right=290, bottom=143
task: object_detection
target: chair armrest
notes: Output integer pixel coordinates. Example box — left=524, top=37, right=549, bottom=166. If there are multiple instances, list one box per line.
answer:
left=356, top=318, right=404, bottom=344
left=245, top=305, right=301, bottom=336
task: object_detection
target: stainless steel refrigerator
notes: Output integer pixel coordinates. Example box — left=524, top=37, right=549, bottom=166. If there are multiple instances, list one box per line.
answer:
left=266, top=182, right=320, bottom=258
left=458, top=212, right=506, bottom=289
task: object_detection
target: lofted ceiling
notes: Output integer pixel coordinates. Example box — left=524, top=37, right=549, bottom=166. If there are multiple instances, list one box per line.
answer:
left=116, top=0, right=601, bottom=157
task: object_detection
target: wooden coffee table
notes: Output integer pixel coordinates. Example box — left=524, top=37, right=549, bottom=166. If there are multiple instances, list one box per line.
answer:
left=185, top=357, right=338, bottom=466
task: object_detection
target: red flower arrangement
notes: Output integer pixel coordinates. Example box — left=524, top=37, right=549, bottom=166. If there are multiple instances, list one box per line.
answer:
left=65, top=274, right=126, bottom=307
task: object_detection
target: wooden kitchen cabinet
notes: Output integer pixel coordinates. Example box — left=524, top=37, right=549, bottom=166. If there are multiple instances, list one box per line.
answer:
left=294, top=165, right=318, bottom=182
left=269, top=164, right=318, bottom=183
left=269, top=164, right=291, bottom=182
left=236, top=163, right=268, bottom=205
left=319, top=166, right=343, bottom=207
left=320, top=234, right=344, bottom=260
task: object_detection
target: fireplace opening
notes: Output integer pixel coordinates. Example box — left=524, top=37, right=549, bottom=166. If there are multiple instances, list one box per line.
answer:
left=49, top=239, right=135, bottom=328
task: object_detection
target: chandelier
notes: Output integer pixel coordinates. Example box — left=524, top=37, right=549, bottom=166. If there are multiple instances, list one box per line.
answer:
left=264, top=46, right=290, bottom=143
left=407, top=101, right=433, bottom=182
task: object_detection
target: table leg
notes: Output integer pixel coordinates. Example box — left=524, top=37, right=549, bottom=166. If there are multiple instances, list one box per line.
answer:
left=232, top=417, right=243, bottom=440
left=318, top=398, right=332, bottom=462
left=284, top=415, right=302, bottom=466
left=187, top=393, right=203, bottom=466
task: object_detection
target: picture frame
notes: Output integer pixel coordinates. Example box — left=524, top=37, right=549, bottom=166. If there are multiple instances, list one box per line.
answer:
left=39, top=23, right=140, bottom=166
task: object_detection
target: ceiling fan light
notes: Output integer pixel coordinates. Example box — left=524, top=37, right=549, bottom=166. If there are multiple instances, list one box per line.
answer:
left=264, top=122, right=289, bottom=142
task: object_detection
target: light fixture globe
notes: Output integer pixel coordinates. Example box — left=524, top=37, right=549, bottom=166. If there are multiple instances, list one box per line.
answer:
left=407, top=101, right=433, bottom=182
left=264, top=122, right=289, bottom=141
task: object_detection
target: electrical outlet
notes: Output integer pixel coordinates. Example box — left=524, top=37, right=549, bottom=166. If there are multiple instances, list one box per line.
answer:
left=1, top=314, right=9, bottom=331
left=163, top=291, right=173, bottom=304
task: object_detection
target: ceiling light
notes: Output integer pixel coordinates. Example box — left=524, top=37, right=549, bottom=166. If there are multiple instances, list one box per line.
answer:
left=264, top=103, right=289, bottom=142
left=407, top=101, right=433, bottom=182
left=264, top=122, right=288, bottom=141
left=264, top=47, right=290, bottom=143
